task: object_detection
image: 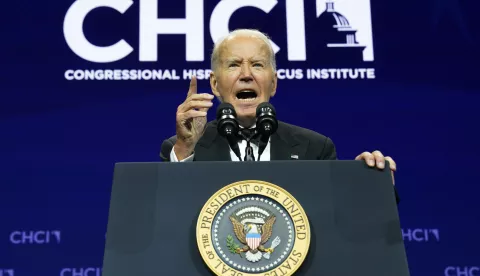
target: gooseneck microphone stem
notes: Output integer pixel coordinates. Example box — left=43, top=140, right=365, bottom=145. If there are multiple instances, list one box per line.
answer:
left=227, top=135, right=242, bottom=161
left=257, top=134, right=269, bottom=160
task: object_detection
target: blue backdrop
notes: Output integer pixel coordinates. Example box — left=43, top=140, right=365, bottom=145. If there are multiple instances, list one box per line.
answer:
left=1, top=0, right=479, bottom=275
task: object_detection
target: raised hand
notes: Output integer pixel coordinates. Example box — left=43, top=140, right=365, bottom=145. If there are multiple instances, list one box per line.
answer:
left=174, top=76, right=214, bottom=160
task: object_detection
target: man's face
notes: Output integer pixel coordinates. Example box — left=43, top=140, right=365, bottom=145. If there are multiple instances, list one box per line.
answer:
left=210, top=35, right=277, bottom=127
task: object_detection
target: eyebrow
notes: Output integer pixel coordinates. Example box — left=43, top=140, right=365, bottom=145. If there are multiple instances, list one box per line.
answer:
left=225, top=58, right=241, bottom=63
left=224, top=57, right=267, bottom=63
left=250, top=58, right=267, bottom=63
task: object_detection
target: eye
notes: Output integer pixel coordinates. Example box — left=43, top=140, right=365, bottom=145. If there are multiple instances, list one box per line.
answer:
left=228, top=63, right=239, bottom=68
left=253, top=63, right=263, bottom=67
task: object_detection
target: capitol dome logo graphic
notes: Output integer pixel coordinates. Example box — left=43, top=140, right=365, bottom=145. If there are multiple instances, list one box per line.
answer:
left=305, top=0, right=374, bottom=64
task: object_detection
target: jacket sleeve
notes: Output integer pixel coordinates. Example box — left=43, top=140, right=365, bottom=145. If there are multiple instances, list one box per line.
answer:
left=159, top=136, right=176, bottom=162
left=318, top=137, right=338, bottom=160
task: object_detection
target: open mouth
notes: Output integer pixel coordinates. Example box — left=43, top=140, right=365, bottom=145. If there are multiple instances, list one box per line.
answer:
left=236, top=90, right=258, bottom=102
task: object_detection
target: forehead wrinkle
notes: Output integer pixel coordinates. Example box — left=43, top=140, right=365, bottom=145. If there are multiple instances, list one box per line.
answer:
left=221, top=48, right=271, bottom=65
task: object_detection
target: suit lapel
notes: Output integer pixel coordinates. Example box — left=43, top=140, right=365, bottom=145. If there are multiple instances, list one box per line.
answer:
left=270, top=132, right=291, bottom=160
left=270, top=122, right=306, bottom=160
left=202, top=135, right=232, bottom=161
left=194, top=121, right=232, bottom=161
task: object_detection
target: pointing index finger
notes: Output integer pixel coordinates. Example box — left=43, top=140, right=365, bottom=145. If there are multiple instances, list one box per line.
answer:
left=187, top=75, right=197, bottom=98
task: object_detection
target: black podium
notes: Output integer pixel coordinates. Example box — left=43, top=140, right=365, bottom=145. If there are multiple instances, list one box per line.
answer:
left=102, top=160, right=409, bottom=276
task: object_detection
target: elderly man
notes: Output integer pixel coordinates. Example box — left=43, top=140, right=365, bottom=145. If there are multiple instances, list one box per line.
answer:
left=159, top=29, right=397, bottom=184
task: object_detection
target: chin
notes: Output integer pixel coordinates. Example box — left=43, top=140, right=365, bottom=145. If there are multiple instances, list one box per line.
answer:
left=236, top=104, right=256, bottom=113
left=234, top=104, right=255, bottom=115
left=235, top=111, right=256, bottom=127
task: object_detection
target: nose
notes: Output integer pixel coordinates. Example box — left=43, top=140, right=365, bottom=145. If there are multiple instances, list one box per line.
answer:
left=239, top=63, right=253, bottom=82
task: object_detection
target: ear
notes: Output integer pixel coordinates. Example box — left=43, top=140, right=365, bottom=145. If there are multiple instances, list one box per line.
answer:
left=210, top=71, right=221, bottom=98
left=270, top=71, right=278, bottom=97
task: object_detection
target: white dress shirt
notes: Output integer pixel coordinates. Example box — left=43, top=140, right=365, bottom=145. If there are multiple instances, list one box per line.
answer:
left=170, top=139, right=271, bottom=162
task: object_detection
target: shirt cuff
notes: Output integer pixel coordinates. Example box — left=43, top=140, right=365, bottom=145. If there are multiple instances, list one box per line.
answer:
left=170, top=147, right=194, bottom=162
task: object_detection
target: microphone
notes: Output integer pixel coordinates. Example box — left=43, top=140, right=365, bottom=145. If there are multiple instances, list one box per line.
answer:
left=256, top=102, right=278, bottom=159
left=256, top=102, right=278, bottom=136
left=216, top=103, right=242, bottom=161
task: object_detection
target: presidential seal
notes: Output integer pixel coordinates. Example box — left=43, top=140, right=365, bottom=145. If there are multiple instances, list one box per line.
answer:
left=197, top=180, right=310, bottom=276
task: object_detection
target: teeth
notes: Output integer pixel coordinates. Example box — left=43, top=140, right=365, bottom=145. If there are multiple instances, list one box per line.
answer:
left=238, top=97, right=256, bottom=102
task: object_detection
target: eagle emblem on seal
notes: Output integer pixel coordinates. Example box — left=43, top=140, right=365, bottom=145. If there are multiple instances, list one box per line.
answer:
left=227, top=206, right=281, bottom=262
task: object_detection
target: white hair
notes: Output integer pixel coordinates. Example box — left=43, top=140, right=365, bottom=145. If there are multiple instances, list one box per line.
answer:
left=210, top=29, right=277, bottom=72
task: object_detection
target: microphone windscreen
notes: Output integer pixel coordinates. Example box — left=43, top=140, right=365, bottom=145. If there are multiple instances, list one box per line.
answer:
left=216, top=102, right=236, bottom=120
left=256, top=102, right=276, bottom=117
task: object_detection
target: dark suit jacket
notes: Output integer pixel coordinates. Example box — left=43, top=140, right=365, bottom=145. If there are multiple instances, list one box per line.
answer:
left=159, top=120, right=400, bottom=203
left=160, top=120, right=337, bottom=162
